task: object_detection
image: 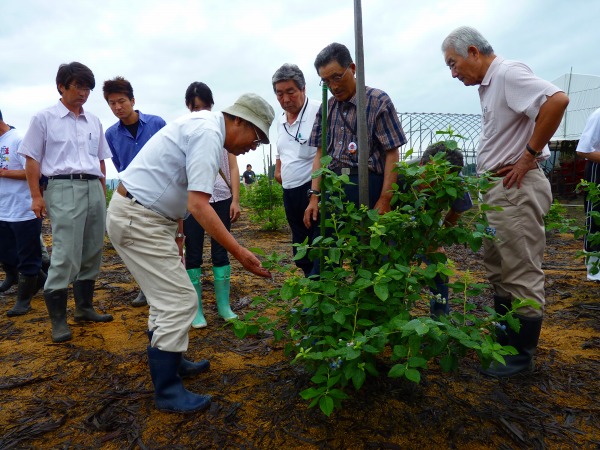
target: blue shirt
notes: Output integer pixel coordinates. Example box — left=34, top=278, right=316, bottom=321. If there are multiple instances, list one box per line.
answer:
left=105, top=111, right=166, bottom=172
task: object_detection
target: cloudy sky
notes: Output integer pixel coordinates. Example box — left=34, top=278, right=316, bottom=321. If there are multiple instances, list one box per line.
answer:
left=1, top=0, right=598, bottom=179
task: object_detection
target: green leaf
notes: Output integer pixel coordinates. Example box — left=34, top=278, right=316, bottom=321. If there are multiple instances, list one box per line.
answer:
left=439, top=353, right=458, bottom=372
left=388, top=364, right=406, bottom=378
left=404, top=368, right=421, bottom=383
left=407, top=357, right=427, bottom=368
left=374, top=283, right=389, bottom=301
left=333, top=311, right=346, bottom=325
left=320, top=303, right=336, bottom=314
left=319, top=395, right=334, bottom=416
left=280, top=283, right=295, bottom=301
left=352, top=369, right=366, bottom=390
left=328, top=247, right=341, bottom=264
left=300, top=387, right=321, bottom=400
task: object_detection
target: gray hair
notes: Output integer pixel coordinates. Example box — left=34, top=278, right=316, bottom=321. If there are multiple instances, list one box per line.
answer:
left=272, top=63, right=306, bottom=92
left=441, top=26, right=494, bottom=57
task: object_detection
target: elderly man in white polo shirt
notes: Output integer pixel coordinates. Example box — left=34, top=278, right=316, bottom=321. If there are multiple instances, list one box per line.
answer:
left=272, top=63, right=320, bottom=276
left=442, top=26, right=569, bottom=377
left=106, top=93, right=274, bottom=414
left=20, top=62, right=114, bottom=344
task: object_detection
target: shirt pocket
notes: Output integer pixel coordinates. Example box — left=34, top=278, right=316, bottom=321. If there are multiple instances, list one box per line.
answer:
left=88, top=134, right=100, bottom=157
left=298, top=144, right=317, bottom=160
left=481, top=108, right=497, bottom=139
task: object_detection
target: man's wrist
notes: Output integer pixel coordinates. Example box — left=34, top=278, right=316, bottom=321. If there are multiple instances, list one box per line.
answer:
left=526, top=143, right=542, bottom=157
left=307, top=188, right=320, bottom=199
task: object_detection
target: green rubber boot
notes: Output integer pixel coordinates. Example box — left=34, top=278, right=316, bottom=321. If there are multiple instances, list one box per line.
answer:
left=187, top=268, right=207, bottom=328
left=213, top=265, right=237, bottom=321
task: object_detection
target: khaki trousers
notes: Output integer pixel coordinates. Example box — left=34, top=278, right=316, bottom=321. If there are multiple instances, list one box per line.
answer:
left=483, top=168, right=552, bottom=318
left=106, top=192, right=197, bottom=352
left=44, top=179, right=105, bottom=290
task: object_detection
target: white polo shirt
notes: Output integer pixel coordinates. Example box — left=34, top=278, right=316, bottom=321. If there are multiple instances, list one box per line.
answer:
left=276, top=98, right=320, bottom=189
left=120, top=111, right=223, bottom=220
left=477, top=57, right=562, bottom=174
left=18, top=100, right=111, bottom=177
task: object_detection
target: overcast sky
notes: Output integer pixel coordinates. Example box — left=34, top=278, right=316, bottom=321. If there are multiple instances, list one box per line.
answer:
left=1, top=0, right=598, bottom=179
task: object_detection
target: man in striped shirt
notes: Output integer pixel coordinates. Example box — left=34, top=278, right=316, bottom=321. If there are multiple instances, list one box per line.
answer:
left=304, top=42, right=407, bottom=227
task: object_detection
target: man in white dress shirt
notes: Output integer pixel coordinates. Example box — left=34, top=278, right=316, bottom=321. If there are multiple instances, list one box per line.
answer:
left=19, top=62, right=113, bottom=344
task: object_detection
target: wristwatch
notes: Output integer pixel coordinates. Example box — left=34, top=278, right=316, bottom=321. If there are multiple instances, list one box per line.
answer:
left=307, top=189, right=320, bottom=198
left=526, top=143, right=542, bottom=157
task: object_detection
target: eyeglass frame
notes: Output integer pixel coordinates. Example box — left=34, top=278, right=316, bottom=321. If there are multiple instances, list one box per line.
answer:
left=319, top=65, right=351, bottom=87
left=251, top=124, right=265, bottom=147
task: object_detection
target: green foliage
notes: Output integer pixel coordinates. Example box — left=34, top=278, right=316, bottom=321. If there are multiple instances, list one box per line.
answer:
left=235, top=142, right=520, bottom=416
left=246, top=175, right=286, bottom=231
left=544, top=200, right=579, bottom=234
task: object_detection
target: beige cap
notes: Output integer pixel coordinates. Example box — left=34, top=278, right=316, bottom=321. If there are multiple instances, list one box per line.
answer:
left=222, top=93, right=275, bottom=144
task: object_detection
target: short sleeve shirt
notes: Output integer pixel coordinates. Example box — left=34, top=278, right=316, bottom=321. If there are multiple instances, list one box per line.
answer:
left=276, top=98, right=320, bottom=189
left=18, top=100, right=111, bottom=177
left=477, top=57, right=562, bottom=174
left=308, top=87, right=406, bottom=174
left=120, top=111, right=223, bottom=220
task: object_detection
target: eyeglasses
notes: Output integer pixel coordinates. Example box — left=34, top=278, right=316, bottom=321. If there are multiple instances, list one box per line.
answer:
left=319, top=65, right=351, bottom=87
left=69, top=84, right=92, bottom=93
left=251, top=126, right=264, bottom=147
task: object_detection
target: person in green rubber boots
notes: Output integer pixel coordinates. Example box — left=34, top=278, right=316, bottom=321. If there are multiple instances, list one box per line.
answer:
left=182, top=82, right=242, bottom=328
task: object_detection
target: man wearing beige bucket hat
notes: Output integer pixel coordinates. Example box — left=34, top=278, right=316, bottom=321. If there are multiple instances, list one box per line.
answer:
left=106, top=93, right=274, bottom=414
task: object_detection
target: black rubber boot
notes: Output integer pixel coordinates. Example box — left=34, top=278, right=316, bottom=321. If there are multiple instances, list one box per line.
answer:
left=131, top=290, right=148, bottom=307
left=0, top=264, right=18, bottom=293
left=147, top=346, right=211, bottom=413
left=73, top=280, right=113, bottom=322
left=7, top=273, right=39, bottom=316
left=147, top=330, right=210, bottom=377
left=44, top=289, right=72, bottom=343
left=493, top=295, right=512, bottom=346
left=480, top=315, right=543, bottom=378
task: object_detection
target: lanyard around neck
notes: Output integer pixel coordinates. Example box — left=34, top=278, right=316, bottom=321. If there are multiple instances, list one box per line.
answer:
left=283, top=97, right=309, bottom=144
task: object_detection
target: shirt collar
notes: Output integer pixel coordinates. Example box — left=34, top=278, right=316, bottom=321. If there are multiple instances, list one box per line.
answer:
left=480, top=56, right=504, bottom=87
left=278, top=97, right=309, bottom=126
left=56, top=99, right=86, bottom=118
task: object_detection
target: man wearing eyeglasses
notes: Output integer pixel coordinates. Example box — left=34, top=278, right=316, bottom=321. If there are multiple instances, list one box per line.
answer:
left=272, top=64, right=320, bottom=277
left=19, top=62, right=114, bottom=344
left=106, top=93, right=274, bottom=413
left=303, top=42, right=407, bottom=228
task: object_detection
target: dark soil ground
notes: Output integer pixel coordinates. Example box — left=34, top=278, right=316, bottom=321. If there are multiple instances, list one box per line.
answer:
left=0, top=202, right=598, bottom=449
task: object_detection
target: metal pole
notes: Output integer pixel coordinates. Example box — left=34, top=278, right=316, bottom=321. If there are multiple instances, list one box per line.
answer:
left=319, top=83, right=328, bottom=269
left=354, top=0, right=369, bottom=207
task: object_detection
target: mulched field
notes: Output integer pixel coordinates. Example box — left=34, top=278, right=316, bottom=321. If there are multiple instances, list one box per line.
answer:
left=0, top=203, right=598, bottom=449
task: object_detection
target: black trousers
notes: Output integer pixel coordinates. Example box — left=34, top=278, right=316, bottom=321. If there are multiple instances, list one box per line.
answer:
left=283, top=181, right=318, bottom=276
left=0, top=218, right=42, bottom=275
left=183, top=197, right=232, bottom=269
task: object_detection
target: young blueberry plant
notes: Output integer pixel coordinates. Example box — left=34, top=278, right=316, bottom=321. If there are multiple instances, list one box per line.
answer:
left=234, top=142, right=521, bottom=416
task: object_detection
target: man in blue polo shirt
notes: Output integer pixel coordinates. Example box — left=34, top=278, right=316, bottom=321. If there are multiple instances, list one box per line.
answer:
left=103, top=76, right=166, bottom=306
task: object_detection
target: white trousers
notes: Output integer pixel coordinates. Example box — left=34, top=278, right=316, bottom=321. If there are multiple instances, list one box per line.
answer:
left=106, top=192, right=197, bottom=352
